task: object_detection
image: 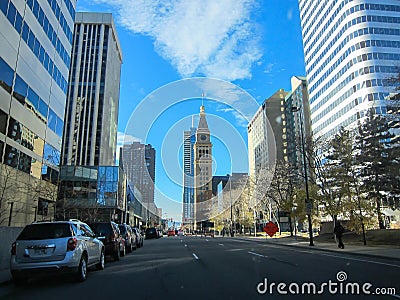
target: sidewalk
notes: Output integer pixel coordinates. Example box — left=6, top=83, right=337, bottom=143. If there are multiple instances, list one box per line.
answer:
left=235, top=235, right=400, bottom=261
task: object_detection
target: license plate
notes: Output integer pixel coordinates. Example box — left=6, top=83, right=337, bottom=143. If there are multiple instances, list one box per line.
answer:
left=34, top=249, right=47, bottom=255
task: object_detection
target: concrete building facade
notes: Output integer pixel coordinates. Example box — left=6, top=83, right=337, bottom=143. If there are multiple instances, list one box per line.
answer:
left=62, top=12, right=122, bottom=166
left=121, top=142, right=157, bottom=224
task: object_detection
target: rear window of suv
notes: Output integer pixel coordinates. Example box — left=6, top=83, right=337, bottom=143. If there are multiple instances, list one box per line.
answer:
left=17, top=223, right=72, bottom=240
left=89, top=223, right=113, bottom=236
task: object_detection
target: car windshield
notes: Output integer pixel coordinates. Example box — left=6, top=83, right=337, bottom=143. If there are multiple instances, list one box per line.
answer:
left=89, top=223, right=113, bottom=236
left=17, top=223, right=72, bottom=240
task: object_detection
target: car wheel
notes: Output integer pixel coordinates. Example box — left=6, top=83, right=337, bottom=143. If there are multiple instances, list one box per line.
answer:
left=96, top=249, right=105, bottom=270
left=114, top=245, right=120, bottom=261
left=76, top=256, right=87, bottom=282
left=120, top=244, right=126, bottom=257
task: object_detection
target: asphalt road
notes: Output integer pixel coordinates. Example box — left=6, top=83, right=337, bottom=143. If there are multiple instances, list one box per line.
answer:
left=1, top=236, right=400, bottom=300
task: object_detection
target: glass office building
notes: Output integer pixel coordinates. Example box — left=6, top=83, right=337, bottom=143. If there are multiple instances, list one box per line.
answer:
left=298, top=0, right=400, bottom=140
left=182, top=121, right=196, bottom=227
left=0, top=0, right=76, bottom=226
left=57, top=165, right=127, bottom=223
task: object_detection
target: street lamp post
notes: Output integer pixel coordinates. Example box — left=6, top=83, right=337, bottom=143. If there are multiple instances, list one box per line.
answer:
left=291, top=106, right=314, bottom=246
left=229, top=175, right=234, bottom=237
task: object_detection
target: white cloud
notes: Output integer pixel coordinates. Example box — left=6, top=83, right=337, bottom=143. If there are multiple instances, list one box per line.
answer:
left=217, top=107, right=249, bottom=128
left=93, top=0, right=262, bottom=81
left=287, top=8, right=293, bottom=21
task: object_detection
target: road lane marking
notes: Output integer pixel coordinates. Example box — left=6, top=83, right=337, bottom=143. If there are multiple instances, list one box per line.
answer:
left=192, top=253, right=199, bottom=260
left=227, top=248, right=244, bottom=251
left=315, top=252, right=400, bottom=269
left=205, top=239, right=209, bottom=242
left=388, top=294, right=400, bottom=299
left=248, top=251, right=268, bottom=258
left=184, top=244, right=188, bottom=247
left=218, top=243, right=224, bottom=246
left=231, top=238, right=400, bottom=268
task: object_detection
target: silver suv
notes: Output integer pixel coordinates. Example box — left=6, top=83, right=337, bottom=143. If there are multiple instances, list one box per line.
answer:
left=10, top=220, right=105, bottom=285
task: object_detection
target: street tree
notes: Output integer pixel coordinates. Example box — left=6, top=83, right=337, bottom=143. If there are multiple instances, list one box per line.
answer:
left=355, top=108, right=400, bottom=229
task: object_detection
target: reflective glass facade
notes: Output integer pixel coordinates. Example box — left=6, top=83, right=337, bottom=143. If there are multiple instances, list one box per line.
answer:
left=57, top=165, right=126, bottom=222
left=299, top=0, right=400, bottom=140
left=0, top=0, right=75, bottom=181
left=182, top=125, right=196, bottom=225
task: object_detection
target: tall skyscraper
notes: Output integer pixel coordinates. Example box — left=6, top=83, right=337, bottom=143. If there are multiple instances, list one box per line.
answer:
left=0, top=0, right=76, bottom=226
left=298, top=0, right=400, bottom=141
left=182, top=117, right=196, bottom=227
left=121, top=142, right=156, bottom=211
left=193, top=105, right=213, bottom=227
left=248, top=89, right=288, bottom=176
left=62, top=12, right=122, bottom=166
left=248, top=77, right=311, bottom=177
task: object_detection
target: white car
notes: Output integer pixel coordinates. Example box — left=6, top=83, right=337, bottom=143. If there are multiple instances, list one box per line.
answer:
left=10, top=220, right=105, bottom=285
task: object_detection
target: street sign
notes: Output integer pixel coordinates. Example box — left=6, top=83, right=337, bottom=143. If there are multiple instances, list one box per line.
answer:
left=263, top=221, right=279, bottom=237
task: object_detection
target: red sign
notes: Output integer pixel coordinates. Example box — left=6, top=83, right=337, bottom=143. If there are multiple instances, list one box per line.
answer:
left=263, top=221, right=279, bottom=237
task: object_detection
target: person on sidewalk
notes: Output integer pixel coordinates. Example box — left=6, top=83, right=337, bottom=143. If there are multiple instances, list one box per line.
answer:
left=334, top=221, right=345, bottom=249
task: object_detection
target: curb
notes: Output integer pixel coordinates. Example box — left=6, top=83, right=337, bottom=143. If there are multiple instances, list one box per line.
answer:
left=233, top=236, right=400, bottom=262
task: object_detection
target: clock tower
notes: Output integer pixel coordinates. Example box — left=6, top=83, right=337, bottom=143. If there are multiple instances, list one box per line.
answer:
left=194, top=105, right=213, bottom=228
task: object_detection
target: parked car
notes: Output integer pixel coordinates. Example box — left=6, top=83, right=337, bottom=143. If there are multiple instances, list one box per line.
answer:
left=10, top=220, right=105, bottom=285
left=167, top=229, right=175, bottom=237
left=145, top=227, right=158, bottom=239
left=132, top=227, right=144, bottom=248
left=88, top=221, right=125, bottom=261
left=118, top=224, right=136, bottom=253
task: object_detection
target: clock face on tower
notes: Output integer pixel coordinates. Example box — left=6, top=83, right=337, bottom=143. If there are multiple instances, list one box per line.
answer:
left=200, top=134, right=207, bottom=141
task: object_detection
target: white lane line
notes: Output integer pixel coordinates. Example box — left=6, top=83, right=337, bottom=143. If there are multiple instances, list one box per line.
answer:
left=227, top=249, right=244, bottom=252
left=218, top=243, right=224, bottom=246
left=388, top=294, right=400, bottom=299
left=192, top=253, right=199, bottom=260
left=257, top=243, right=400, bottom=269
left=248, top=251, right=268, bottom=258
left=184, top=244, right=187, bottom=247
left=316, top=252, right=400, bottom=269
left=205, top=239, right=209, bottom=242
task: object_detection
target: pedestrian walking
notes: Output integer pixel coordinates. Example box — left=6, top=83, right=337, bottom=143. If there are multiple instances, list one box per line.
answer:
left=334, top=221, right=345, bottom=249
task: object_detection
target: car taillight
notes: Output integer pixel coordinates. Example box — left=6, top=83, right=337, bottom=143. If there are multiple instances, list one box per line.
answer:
left=11, top=242, right=16, bottom=255
left=67, top=237, right=77, bottom=251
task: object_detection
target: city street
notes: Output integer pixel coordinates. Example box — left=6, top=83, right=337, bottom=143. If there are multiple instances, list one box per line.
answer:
left=1, top=236, right=399, bottom=300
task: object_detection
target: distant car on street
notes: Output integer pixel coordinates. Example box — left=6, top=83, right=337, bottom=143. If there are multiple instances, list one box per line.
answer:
left=10, top=220, right=105, bottom=285
left=88, top=221, right=125, bottom=261
left=145, top=227, right=158, bottom=239
left=118, top=224, right=136, bottom=253
left=167, top=229, right=175, bottom=237
left=131, top=227, right=144, bottom=248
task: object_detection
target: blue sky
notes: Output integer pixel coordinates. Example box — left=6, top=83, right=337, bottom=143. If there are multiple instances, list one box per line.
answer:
left=76, top=0, right=306, bottom=221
